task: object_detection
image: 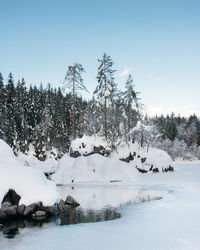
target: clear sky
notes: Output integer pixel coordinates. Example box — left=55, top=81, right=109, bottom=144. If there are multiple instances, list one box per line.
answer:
left=0, top=0, right=200, bottom=116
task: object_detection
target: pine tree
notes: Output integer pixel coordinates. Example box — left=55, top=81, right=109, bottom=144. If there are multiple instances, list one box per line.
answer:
left=0, top=73, right=5, bottom=139
left=63, top=63, right=87, bottom=139
left=94, top=53, right=116, bottom=139
left=123, top=74, right=141, bottom=141
left=5, top=73, right=17, bottom=149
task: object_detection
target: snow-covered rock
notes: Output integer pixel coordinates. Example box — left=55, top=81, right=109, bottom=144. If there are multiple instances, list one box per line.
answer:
left=0, top=140, right=60, bottom=207
left=111, top=142, right=174, bottom=173
left=70, top=135, right=111, bottom=157
left=51, top=154, right=139, bottom=184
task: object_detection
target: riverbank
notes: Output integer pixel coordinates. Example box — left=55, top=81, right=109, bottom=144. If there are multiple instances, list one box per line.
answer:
left=1, top=163, right=200, bottom=250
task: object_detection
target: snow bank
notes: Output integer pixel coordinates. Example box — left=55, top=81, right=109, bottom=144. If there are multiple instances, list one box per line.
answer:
left=70, top=134, right=110, bottom=156
left=57, top=185, right=165, bottom=210
left=111, top=142, right=173, bottom=172
left=51, top=154, right=139, bottom=184
left=17, top=144, right=58, bottom=174
left=0, top=140, right=60, bottom=207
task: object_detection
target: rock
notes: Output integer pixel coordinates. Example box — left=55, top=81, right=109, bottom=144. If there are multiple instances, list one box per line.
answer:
left=36, top=202, right=58, bottom=215
left=58, top=199, right=65, bottom=211
left=32, top=210, right=47, bottom=219
left=0, top=210, right=6, bottom=220
left=43, top=206, right=58, bottom=215
left=65, top=195, right=80, bottom=207
left=141, top=157, right=147, bottom=164
left=136, top=167, right=148, bottom=173
left=2, top=189, right=21, bottom=205
left=17, top=204, right=25, bottom=215
left=0, top=223, right=4, bottom=229
left=1, top=201, right=12, bottom=208
left=149, top=165, right=153, bottom=171
left=23, top=203, right=37, bottom=216
left=153, top=168, right=159, bottom=173
left=70, top=150, right=81, bottom=158
left=3, top=205, right=17, bottom=216
left=120, top=153, right=134, bottom=163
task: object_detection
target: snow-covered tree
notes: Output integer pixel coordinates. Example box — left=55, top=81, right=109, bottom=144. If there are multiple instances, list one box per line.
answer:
left=94, top=53, right=117, bottom=139
left=63, top=63, right=87, bottom=139
left=123, top=74, right=141, bottom=141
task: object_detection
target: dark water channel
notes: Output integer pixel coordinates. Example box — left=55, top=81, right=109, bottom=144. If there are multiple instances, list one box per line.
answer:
left=0, top=206, right=120, bottom=239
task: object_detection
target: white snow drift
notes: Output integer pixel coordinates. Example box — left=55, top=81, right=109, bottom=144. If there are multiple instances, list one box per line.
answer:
left=0, top=140, right=60, bottom=207
left=51, top=154, right=139, bottom=184
left=111, top=142, right=173, bottom=172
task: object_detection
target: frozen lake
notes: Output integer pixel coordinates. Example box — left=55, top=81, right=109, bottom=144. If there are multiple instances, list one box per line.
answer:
left=1, top=163, right=200, bottom=250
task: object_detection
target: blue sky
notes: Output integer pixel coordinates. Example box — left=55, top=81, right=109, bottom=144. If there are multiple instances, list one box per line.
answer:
left=0, top=0, right=200, bottom=116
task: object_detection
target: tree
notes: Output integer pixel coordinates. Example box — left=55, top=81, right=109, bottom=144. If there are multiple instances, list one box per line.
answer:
left=94, top=53, right=116, bottom=139
left=64, top=63, right=87, bottom=139
left=123, top=74, right=141, bottom=141
left=0, top=73, right=5, bottom=139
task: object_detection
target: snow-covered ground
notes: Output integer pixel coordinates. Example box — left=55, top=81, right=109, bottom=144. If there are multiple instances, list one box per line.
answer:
left=1, top=162, right=200, bottom=250
left=51, top=154, right=139, bottom=184
left=0, top=140, right=60, bottom=206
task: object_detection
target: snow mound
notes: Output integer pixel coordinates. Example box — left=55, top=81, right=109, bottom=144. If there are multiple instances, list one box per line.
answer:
left=17, top=144, right=58, bottom=174
left=70, top=134, right=110, bottom=156
left=51, top=154, right=139, bottom=184
left=111, top=142, right=173, bottom=172
left=0, top=139, right=60, bottom=207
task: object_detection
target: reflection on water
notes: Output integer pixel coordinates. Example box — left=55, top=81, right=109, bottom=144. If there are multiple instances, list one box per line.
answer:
left=57, top=207, right=120, bottom=226
left=1, top=207, right=119, bottom=239
left=0, top=185, right=164, bottom=241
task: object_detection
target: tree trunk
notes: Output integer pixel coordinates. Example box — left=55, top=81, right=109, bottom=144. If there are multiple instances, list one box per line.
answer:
left=73, top=79, right=76, bottom=139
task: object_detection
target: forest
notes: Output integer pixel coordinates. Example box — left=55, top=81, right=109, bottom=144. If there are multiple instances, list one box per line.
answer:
left=0, top=54, right=200, bottom=161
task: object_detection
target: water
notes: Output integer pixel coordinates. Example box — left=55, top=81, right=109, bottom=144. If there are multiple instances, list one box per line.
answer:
left=0, top=185, right=164, bottom=244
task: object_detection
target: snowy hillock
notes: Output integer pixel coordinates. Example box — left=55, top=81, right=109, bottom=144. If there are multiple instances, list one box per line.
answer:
left=70, top=134, right=111, bottom=157
left=51, top=154, right=139, bottom=184
left=0, top=140, right=60, bottom=207
left=17, top=144, right=59, bottom=175
left=111, top=142, right=174, bottom=173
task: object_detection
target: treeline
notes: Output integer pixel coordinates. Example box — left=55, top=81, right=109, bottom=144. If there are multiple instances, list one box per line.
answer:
left=0, top=54, right=141, bottom=159
left=1, top=53, right=200, bottom=161
left=133, top=114, right=200, bottom=160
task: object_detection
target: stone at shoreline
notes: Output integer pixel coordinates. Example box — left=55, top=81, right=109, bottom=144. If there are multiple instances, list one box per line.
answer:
left=0, top=210, right=6, bottom=220
left=32, top=210, right=47, bottom=219
left=58, top=199, right=65, bottom=211
left=152, top=168, right=159, bottom=173
left=2, top=189, right=21, bottom=206
left=65, top=195, right=80, bottom=207
left=23, top=203, right=37, bottom=216
left=0, top=223, right=4, bottom=229
left=17, top=204, right=25, bottom=215
left=136, top=166, right=148, bottom=173
left=1, top=202, right=12, bottom=208
left=2, top=205, right=17, bottom=216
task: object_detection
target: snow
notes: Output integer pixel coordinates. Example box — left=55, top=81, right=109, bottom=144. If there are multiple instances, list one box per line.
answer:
left=51, top=154, right=139, bottom=184
left=57, top=184, right=165, bottom=210
left=17, top=144, right=58, bottom=174
left=111, top=142, right=173, bottom=172
left=70, top=134, right=109, bottom=155
left=2, top=163, right=200, bottom=250
left=0, top=140, right=60, bottom=206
